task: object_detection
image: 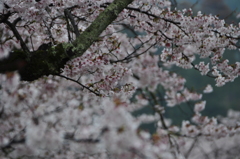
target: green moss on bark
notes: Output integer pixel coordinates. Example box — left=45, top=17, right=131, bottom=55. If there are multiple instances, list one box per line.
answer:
left=0, top=0, right=134, bottom=81
left=19, top=43, right=70, bottom=81
left=72, top=0, right=134, bottom=59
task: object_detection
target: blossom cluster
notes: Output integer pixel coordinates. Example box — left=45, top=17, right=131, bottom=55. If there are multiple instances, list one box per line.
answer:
left=0, top=0, right=240, bottom=159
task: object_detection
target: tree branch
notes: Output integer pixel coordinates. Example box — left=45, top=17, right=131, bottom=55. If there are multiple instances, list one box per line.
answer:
left=0, top=0, right=134, bottom=82
left=5, top=20, right=30, bottom=58
left=64, top=9, right=80, bottom=37
left=72, top=0, right=134, bottom=58
left=58, top=74, right=102, bottom=96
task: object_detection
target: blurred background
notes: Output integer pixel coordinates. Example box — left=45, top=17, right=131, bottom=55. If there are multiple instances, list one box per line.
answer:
left=165, top=0, right=240, bottom=125
left=133, top=0, right=240, bottom=132
left=172, top=0, right=240, bottom=23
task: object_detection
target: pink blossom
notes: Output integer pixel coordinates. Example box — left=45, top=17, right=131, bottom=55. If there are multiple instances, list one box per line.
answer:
left=0, top=0, right=240, bottom=158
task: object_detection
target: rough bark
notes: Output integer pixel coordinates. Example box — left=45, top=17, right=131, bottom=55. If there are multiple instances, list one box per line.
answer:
left=0, top=0, right=134, bottom=81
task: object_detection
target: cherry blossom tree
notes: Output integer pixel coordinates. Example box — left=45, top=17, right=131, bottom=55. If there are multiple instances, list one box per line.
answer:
left=0, top=0, right=240, bottom=158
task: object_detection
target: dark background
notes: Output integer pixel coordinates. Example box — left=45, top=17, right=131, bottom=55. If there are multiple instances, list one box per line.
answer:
left=168, top=0, right=240, bottom=124
left=133, top=0, right=240, bottom=132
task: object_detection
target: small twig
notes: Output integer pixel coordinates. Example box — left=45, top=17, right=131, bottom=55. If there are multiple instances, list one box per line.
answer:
left=64, top=11, right=73, bottom=42
left=191, top=0, right=199, bottom=10
left=212, top=30, right=240, bottom=40
left=100, top=3, right=180, bottom=25
left=43, top=20, right=56, bottom=44
left=125, top=6, right=181, bottom=25
left=181, top=52, right=217, bottom=78
left=5, top=20, right=30, bottom=57
left=64, top=9, right=80, bottom=37
left=185, top=138, right=198, bottom=158
left=158, top=30, right=174, bottom=40
left=224, top=8, right=237, bottom=20
left=112, top=42, right=157, bottom=63
left=58, top=74, right=102, bottom=96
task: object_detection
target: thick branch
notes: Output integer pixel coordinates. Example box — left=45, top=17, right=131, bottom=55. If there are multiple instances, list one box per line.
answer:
left=0, top=0, right=134, bottom=81
left=72, top=0, right=134, bottom=58
left=0, top=43, right=70, bottom=81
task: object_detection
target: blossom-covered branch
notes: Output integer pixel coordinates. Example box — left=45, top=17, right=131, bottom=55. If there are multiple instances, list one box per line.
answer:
left=0, top=0, right=240, bottom=159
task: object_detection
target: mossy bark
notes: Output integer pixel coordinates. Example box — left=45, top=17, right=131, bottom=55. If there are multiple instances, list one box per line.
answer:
left=0, top=0, right=134, bottom=81
left=72, top=0, right=134, bottom=58
left=19, top=44, right=70, bottom=81
left=0, top=44, right=69, bottom=81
